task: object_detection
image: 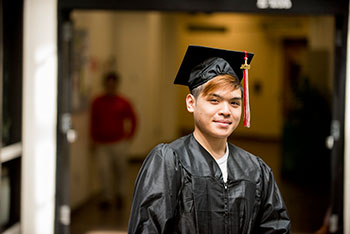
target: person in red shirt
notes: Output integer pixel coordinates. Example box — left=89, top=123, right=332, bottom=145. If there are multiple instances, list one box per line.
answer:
left=90, top=72, right=137, bottom=209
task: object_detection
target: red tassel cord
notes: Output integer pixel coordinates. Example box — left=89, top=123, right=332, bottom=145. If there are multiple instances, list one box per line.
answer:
left=242, top=51, right=251, bottom=128
left=243, top=67, right=250, bottom=128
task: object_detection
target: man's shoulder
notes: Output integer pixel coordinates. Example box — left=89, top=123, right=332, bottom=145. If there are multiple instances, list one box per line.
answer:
left=116, top=94, right=132, bottom=103
left=168, top=134, right=190, bottom=149
left=141, top=140, right=182, bottom=169
left=145, top=135, right=190, bottom=161
left=228, top=143, right=255, bottom=158
left=228, top=142, right=271, bottom=171
left=92, top=95, right=104, bottom=103
left=152, top=135, right=190, bottom=155
left=92, top=94, right=112, bottom=103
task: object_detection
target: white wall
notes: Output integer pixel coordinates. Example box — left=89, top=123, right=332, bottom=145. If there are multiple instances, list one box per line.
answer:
left=113, top=12, right=178, bottom=154
left=22, top=0, right=57, bottom=233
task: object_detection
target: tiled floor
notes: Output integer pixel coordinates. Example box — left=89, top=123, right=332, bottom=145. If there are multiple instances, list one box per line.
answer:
left=71, top=138, right=329, bottom=234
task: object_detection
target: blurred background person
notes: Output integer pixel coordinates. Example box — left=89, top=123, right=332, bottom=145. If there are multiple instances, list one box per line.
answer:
left=90, top=72, right=137, bottom=210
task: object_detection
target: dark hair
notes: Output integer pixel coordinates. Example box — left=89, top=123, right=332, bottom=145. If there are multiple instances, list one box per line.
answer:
left=103, top=72, right=120, bottom=84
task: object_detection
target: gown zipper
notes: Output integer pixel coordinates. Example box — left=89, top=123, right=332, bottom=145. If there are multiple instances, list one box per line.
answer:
left=224, top=182, right=228, bottom=233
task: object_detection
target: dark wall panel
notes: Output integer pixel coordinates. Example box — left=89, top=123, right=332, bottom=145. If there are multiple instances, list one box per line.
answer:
left=58, top=0, right=348, bottom=14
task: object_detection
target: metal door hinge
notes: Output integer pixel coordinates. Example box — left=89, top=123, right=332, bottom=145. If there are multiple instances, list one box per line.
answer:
left=335, top=29, right=342, bottom=47
left=329, top=214, right=338, bottom=233
left=61, top=113, right=77, bottom=143
left=326, top=120, right=340, bottom=149
left=60, top=205, right=70, bottom=226
left=63, top=22, right=72, bottom=42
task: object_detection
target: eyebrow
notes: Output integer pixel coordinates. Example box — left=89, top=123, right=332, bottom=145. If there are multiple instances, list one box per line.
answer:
left=208, top=93, right=242, bottom=101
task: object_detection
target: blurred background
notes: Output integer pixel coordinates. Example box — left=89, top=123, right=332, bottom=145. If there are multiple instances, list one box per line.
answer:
left=68, top=11, right=333, bottom=234
left=1, top=0, right=350, bottom=234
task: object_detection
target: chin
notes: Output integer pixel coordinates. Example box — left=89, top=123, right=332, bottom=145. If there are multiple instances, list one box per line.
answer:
left=211, top=130, right=233, bottom=139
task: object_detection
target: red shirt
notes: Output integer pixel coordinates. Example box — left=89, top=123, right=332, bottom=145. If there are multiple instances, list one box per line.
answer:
left=90, top=94, right=137, bottom=143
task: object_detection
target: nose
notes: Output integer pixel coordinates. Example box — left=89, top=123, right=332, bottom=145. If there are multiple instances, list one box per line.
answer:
left=219, top=102, right=231, bottom=117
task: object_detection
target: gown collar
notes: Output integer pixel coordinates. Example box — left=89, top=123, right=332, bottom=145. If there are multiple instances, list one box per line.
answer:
left=180, top=134, right=226, bottom=181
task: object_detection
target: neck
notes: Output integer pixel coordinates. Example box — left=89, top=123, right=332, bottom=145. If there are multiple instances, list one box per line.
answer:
left=193, top=130, right=227, bottom=160
left=105, top=91, right=117, bottom=96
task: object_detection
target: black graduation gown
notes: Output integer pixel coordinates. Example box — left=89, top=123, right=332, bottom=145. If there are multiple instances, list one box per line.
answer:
left=128, top=134, right=290, bottom=234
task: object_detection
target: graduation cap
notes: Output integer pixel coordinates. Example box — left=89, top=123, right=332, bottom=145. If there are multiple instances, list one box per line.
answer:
left=174, top=45, right=254, bottom=128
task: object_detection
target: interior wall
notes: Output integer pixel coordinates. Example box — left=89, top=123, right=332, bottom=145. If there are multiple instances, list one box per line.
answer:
left=112, top=11, right=178, bottom=154
left=308, top=16, right=335, bottom=91
left=70, top=11, right=117, bottom=209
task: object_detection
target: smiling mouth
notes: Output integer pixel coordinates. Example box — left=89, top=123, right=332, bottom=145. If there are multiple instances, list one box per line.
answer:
left=214, top=120, right=232, bottom=125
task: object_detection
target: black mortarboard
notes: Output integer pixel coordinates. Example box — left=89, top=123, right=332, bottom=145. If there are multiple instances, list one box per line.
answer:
left=174, top=45, right=254, bottom=90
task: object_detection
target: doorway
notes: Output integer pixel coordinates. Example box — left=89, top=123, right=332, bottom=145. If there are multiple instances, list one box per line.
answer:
left=56, top=11, right=337, bottom=234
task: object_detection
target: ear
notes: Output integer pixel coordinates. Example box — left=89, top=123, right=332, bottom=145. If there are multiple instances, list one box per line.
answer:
left=186, top=94, right=196, bottom=113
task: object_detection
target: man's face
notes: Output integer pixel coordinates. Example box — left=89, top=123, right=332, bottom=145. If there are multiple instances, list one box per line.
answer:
left=187, top=85, right=242, bottom=140
left=104, top=79, right=118, bottom=95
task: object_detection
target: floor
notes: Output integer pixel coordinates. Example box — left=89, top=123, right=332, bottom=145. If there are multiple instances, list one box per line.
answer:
left=70, top=138, right=330, bottom=234
left=70, top=194, right=129, bottom=233
left=70, top=161, right=140, bottom=234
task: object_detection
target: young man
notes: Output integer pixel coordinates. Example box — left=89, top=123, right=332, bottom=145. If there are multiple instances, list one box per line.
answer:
left=128, top=45, right=290, bottom=233
left=90, top=72, right=137, bottom=209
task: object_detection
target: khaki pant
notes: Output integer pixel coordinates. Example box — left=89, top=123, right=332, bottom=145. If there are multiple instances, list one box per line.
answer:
left=95, top=140, right=129, bottom=203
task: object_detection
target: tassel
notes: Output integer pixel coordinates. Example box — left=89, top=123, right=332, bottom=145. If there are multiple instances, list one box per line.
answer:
left=241, top=51, right=251, bottom=128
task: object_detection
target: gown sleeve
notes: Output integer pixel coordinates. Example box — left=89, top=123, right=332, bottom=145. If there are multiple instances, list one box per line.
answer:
left=255, top=158, right=291, bottom=234
left=128, top=144, right=182, bottom=234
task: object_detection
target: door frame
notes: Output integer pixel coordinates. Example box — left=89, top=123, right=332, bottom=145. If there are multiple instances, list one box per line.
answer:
left=56, top=1, right=349, bottom=233
left=329, top=13, right=348, bottom=234
left=55, top=8, right=73, bottom=234
left=0, top=0, right=3, bottom=229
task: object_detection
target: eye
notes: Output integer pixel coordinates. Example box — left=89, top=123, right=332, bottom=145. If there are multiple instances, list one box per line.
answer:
left=231, top=101, right=241, bottom=106
left=209, top=99, right=219, bottom=104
